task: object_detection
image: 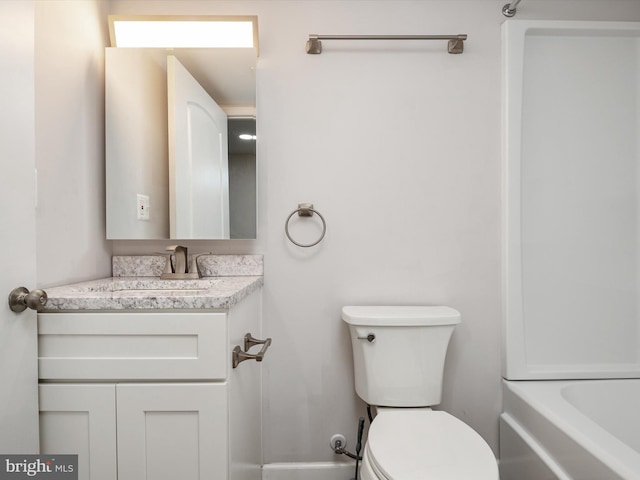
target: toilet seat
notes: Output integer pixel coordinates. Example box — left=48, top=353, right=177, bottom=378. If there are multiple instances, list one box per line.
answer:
left=363, top=408, right=498, bottom=480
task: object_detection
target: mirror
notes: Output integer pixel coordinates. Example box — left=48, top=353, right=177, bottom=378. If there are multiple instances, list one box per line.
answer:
left=105, top=46, right=257, bottom=239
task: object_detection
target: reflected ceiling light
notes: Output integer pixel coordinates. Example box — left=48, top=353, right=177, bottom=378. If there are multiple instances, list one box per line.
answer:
left=108, top=15, right=258, bottom=52
left=239, top=134, right=257, bottom=141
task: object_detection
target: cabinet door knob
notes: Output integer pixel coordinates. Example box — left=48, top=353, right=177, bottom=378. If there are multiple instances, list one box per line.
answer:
left=8, top=287, right=48, bottom=312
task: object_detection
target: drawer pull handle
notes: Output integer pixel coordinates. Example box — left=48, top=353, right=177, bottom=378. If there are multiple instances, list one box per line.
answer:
left=233, top=333, right=272, bottom=368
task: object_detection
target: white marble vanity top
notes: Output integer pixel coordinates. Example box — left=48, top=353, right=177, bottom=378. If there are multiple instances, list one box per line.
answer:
left=42, top=276, right=263, bottom=311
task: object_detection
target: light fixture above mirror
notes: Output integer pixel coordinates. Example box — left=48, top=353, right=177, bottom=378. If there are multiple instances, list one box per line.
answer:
left=108, top=15, right=259, bottom=54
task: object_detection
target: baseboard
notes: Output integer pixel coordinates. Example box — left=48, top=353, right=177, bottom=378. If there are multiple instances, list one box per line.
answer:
left=262, top=462, right=356, bottom=480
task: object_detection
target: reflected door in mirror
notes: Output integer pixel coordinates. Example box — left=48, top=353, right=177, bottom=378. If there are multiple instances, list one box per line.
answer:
left=168, top=56, right=229, bottom=239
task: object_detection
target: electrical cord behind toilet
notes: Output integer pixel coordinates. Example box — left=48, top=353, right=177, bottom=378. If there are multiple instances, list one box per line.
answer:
left=354, top=417, right=365, bottom=480
left=333, top=417, right=366, bottom=480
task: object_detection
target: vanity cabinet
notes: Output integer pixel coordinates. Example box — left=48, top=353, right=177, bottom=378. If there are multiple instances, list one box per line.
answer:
left=37, top=289, right=263, bottom=480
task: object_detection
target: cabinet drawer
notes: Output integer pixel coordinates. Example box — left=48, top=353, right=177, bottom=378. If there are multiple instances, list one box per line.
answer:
left=38, top=312, right=227, bottom=380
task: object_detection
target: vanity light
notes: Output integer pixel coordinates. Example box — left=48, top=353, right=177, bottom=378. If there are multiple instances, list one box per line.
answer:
left=239, top=134, right=257, bottom=141
left=108, top=15, right=258, bottom=53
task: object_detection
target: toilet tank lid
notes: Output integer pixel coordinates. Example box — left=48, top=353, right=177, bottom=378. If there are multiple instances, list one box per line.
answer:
left=341, top=306, right=461, bottom=326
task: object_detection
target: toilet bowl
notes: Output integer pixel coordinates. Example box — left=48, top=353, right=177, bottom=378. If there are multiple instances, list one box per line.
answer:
left=359, top=408, right=498, bottom=480
left=342, top=306, right=498, bottom=480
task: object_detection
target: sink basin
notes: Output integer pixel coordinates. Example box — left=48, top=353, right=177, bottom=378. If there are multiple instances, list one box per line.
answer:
left=60, top=278, right=222, bottom=294
left=110, top=278, right=221, bottom=292
left=113, top=288, right=210, bottom=294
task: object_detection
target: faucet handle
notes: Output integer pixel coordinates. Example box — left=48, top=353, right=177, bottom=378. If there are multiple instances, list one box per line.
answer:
left=154, top=253, right=174, bottom=274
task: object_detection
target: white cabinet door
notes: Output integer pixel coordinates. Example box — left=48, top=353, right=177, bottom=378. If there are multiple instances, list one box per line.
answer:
left=0, top=0, right=39, bottom=452
left=116, top=383, right=228, bottom=480
left=40, top=383, right=229, bottom=480
left=39, top=384, right=117, bottom=480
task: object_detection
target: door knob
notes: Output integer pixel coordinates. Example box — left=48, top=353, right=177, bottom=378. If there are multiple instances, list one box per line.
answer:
left=8, top=287, right=48, bottom=312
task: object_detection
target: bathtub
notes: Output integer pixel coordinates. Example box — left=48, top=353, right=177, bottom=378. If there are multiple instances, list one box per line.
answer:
left=500, top=18, right=640, bottom=480
left=500, top=379, right=640, bottom=480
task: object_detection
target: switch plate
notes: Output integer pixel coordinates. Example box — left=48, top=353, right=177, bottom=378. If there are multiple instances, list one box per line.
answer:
left=137, top=194, right=150, bottom=220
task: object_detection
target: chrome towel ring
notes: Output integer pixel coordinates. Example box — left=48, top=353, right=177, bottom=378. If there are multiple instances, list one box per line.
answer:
left=285, top=203, right=327, bottom=247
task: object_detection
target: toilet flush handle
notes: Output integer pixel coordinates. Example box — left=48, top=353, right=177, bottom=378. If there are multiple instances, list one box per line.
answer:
left=357, top=333, right=375, bottom=343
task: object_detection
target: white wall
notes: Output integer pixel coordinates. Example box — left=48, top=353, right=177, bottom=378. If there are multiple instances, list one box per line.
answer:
left=105, top=48, right=170, bottom=240
left=35, top=0, right=112, bottom=288
left=103, top=0, right=640, bottom=464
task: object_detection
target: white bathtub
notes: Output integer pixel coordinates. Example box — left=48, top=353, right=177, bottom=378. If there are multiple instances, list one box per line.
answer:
left=501, top=19, right=640, bottom=480
left=500, top=379, right=640, bottom=479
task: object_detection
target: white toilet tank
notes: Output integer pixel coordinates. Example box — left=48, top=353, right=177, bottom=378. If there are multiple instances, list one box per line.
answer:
left=342, top=306, right=461, bottom=407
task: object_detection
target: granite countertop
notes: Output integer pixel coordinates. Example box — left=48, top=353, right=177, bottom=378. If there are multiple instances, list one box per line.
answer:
left=41, top=276, right=263, bottom=311
left=41, top=254, right=264, bottom=311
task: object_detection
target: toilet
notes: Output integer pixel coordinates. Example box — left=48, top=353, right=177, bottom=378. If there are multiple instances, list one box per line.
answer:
left=342, top=306, right=498, bottom=480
